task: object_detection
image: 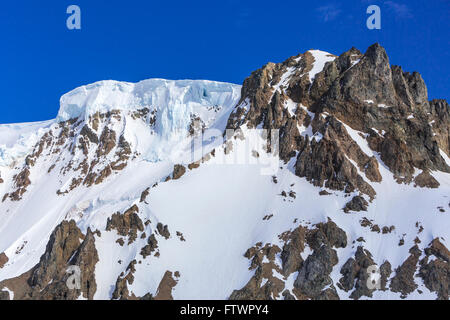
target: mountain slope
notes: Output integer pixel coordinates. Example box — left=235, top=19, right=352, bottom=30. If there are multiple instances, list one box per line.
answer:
left=0, top=44, right=449, bottom=300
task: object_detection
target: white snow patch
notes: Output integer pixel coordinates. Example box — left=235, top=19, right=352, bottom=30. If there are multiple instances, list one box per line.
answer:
left=307, top=50, right=336, bottom=83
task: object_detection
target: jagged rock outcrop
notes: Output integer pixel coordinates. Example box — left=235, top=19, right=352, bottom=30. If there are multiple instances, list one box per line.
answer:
left=172, top=165, right=186, bottom=180
left=390, top=245, right=422, bottom=298
left=153, top=271, right=180, bottom=300
left=0, top=253, right=8, bottom=269
left=156, top=223, right=171, bottom=240
left=293, top=220, right=347, bottom=300
left=428, top=99, right=450, bottom=156
left=229, top=243, right=284, bottom=300
left=140, top=234, right=159, bottom=258
left=0, top=220, right=99, bottom=300
left=230, top=219, right=347, bottom=300
left=280, top=226, right=307, bottom=276
left=106, top=205, right=144, bottom=244
left=419, top=239, right=450, bottom=300
left=294, top=244, right=339, bottom=299
left=338, top=246, right=391, bottom=299
left=319, top=44, right=448, bottom=180
left=112, top=260, right=138, bottom=300
left=227, top=43, right=449, bottom=204
left=343, top=196, right=369, bottom=213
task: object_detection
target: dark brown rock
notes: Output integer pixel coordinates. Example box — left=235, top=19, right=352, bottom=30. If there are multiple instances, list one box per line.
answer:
left=112, top=260, right=137, bottom=300
left=153, top=271, right=178, bottom=300
left=140, top=187, right=150, bottom=203
left=414, top=170, right=440, bottom=188
left=338, top=246, right=377, bottom=299
left=230, top=243, right=284, bottom=300
left=140, top=234, right=158, bottom=258
left=106, top=205, right=144, bottom=244
left=0, top=252, right=8, bottom=268
left=343, top=196, right=368, bottom=213
left=390, top=245, right=422, bottom=298
left=306, top=219, right=348, bottom=250
left=417, top=238, right=450, bottom=300
left=0, top=220, right=99, bottom=300
left=294, top=245, right=338, bottom=299
left=172, top=165, right=186, bottom=180
left=280, top=226, right=306, bottom=276
left=156, top=223, right=170, bottom=240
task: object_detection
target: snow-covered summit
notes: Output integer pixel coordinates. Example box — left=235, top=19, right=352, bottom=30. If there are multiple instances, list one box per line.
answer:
left=0, top=79, right=241, bottom=168
left=56, top=79, right=241, bottom=123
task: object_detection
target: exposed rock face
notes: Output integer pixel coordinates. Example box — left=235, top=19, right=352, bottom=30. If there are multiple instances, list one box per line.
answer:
left=0, top=220, right=99, bottom=300
left=140, top=187, right=150, bottom=203
left=229, top=242, right=284, bottom=300
left=1, top=109, right=137, bottom=201
left=0, top=290, right=9, bottom=300
left=414, top=170, right=440, bottom=188
left=226, top=43, right=449, bottom=205
left=293, top=220, right=347, bottom=300
left=106, top=205, right=144, bottom=244
left=112, top=260, right=138, bottom=300
left=343, top=196, right=369, bottom=213
left=307, top=219, right=348, bottom=251
left=156, top=223, right=171, bottom=240
left=428, top=99, right=450, bottom=156
left=8, top=168, right=31, bottom=201
left=280, top=226, right=306, bottom=276
left=111, top=263, right=179, bottom=300
left=319, top=44, right=448, bottom=180
left=295, top=116, right=379, bottom=200
left=230, top=219, right=347, bottom=300
left=153, top=271, right=179, bottom=300
left=419, top=239, right=450, bottom=300
left=0, top=253, right=8, bottom=269
left=172, top=165, right=186, bottom=180
left=140, top=234, right=158, bottom=258
left=294, top=244, right=339, bottom=299
left=229, top=216, right=450, bottom=301
left=390, top=245, right=422, bottom=298
left=338, top=246, right=389, bottom=299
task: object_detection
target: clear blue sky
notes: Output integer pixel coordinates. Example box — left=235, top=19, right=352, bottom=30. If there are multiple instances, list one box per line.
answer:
left=0, top=0, right=448, bottom=123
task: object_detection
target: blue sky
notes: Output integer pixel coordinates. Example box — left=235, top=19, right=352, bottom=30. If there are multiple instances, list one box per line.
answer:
left=0, top=0, right=448, bottom=123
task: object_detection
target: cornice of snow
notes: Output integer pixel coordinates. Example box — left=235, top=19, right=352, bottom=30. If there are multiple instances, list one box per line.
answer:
left=56, top=79, right=242, bottom=123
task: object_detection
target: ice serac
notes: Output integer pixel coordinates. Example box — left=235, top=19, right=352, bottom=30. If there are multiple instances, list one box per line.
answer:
left=57, top=79, right=240, bottom=123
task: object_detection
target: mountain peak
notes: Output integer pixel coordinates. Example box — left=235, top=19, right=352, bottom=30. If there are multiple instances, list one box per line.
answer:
left=0, top=44, right=449, bottom=301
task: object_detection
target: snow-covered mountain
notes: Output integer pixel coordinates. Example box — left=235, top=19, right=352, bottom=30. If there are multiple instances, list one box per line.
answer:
left=0, top=44, right=449, bottom=300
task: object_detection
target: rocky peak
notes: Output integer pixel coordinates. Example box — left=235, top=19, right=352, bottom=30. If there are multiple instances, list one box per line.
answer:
left=227, top=43, right=449, bottom=203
